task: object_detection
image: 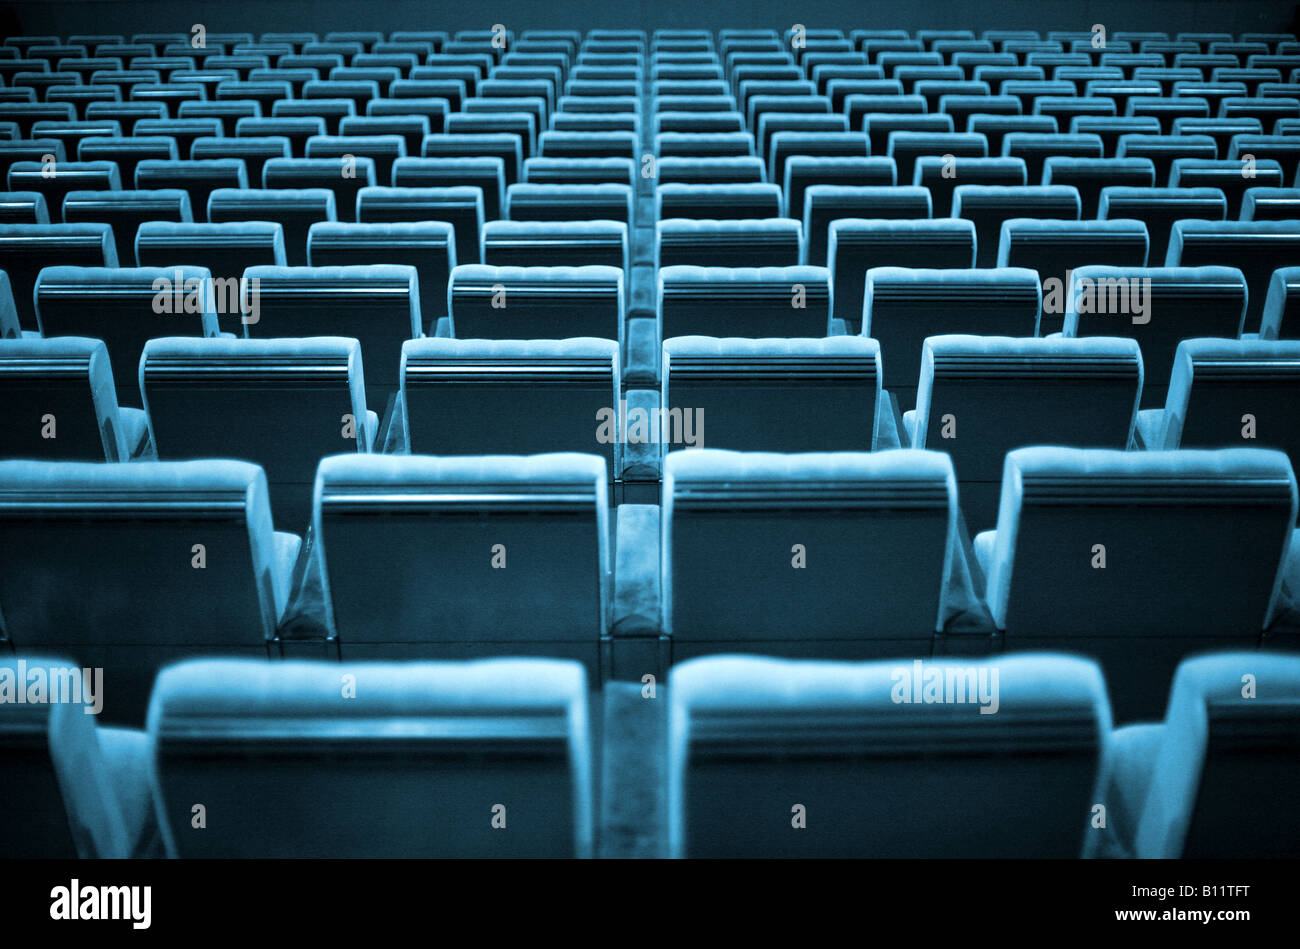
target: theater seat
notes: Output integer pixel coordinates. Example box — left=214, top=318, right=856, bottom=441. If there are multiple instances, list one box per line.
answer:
left=446, top=265, right=622, bottom=341
left=136, top=220, right=286, bottom=276
left=0, top=336, right=153, bottom=461
left=311, top=452, right=610, bottom=668
left=356, top=185, right=483, bottom=266
left=863, top=267, right=1042, bottom=410
left=662, top=336, right=881, bottom=451
left=1106, top=652, right=1300, bottom=858
left=1098, top=186, right=1225, bottom=266
left=669, top=653, right=1110, bottom=857
left=207, top=187, right=336, bottom=267
left=657, top=218, right=802, bottom=269
left=242, top=264, right=421, bottom=411
left=802, top=184, right=932, bottom=266
left=655, top=182, right=782, bottom=220
left=0, top=223, right=116, bottom=332
left=148, top=657, right=593, bottom=857
left=659, top=266, right=831, bottom=339
left=481, top=220, right=627, bottom=269
left=1262, top=266, right=1300, bottom=339
left=977, top=447, right=1296, bottom=721
left=661, top=449, right=967, bottom=659
left=263, top=156, right=376, bottom=222
left=34, top=264, right=218, bottom=407
left=0, top=459, right=299, bottom=723
left=1135, top=341, right=1300, bottom=480
left=908, top=335, right=1142, bottom=530
left=1167, top=220, right=1300, bottom=334
left=61, top=188, right=191, bottom=264
left=0, top=654, right=159, bottom=858
left=1065, top=265, right=1247, bottom=407
left=952, top=184, right=1081, bottom=267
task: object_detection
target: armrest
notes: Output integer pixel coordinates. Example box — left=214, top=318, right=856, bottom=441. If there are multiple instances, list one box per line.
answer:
left=217, top=331, right=239, bottom=339
left=434, top=316, right=454, bottom=338
left=973, top=528, right=996, bottom=579
left=116, top=407, right=155, bottom=460
left=826, top=317, right=850, bottom=336
left=901, top=408, right=918, bottom=446
left=1085, top=722, right=1166, bottom=859
left=363, top=410, right=379, bottom=452
left=96, top=727, right=165, bottom=858
left=613, top=503, right=661, bottom=637
left=874, top=389, right=906, bottom=450
left=377, top=389, right=410, bottom=454
left=620, top=387, right=662, bottom=482
left=274, top=524, right=335, bottom=643
left=1132, top=408, right=1165, bottom=450
left=629, top=262, right=656, bottom=312
left=940, top=507, right=996, bottom=635
left=20, top=329, right=42, bottom=340
left=270, top=530, right=302, bottom=621
left=1240, top=332, right=1259, bottom=341
left=624, top=314, right=659, bottom=386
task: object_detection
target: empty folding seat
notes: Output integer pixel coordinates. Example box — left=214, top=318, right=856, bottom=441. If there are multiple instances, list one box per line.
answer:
left=1126, top=95, right=1212, bottom=134
left=0, top=653, right=158, bottom=858
left=76, top=136, right=176, bottom=188
left=914, top=156, right=1027, bottom=219
left=142, top=336, right=372, bottom=531
left=242, top=264, right=421, bottom=410
left=422, top=132, right=522, bottom=186
left=338, top=114, right=430, bottom=160
left=1041, top=156, right=1156, bottom=217
left=445, top=264, right=621, bottom=344
left=662, top=336, right=881, bottom=450
left=1066, top=265, right=1247, bottom=406
left=399, top=337, right=620, bottom=497
left=888, top=131, right=988, bottom=187
left=31, top=119, right=126, bottom=158
left=134, top=221, right=285, bottom=286
left=1116, top=133, right=1217, bottom=185
left=480, top=220, right=627, bottom=272
left=0, top=336, right=154, bottom=461
left=237, top=116, right=326, bottom=158
left=1002, top=133, right=1104, bottom=184
left=654, top=183, right=781, bottom=222
left=1169, top=117, right=1263, bottom=158
left=0, top=190, right=49, bottom=223
left=313, top=453, right=610, bottom=668
left=301, top=133, right=404, bottom=188
left=133, top=159, right=248, bottom=224
left=347, top=186, right=481, bottom=274
left=860, top=113, right=952, bottom=158
left=659, top=266, right=830, bottom=339
left=0, top=223, right=117, bottom=332
left=1069, top=115, right=1161, bottom=156
left=6, top=160, right=120, bottom=221
left=1170, top=157, right=1286, bottom=218
left=1134, top=339, right=1300, bottom=481
left=148, top=657, right=592, bottom=857
left=655, top=157, right=766, bottom=187
left=308, top=222, right=454, bottom=336
left=505, top=183, right=632, bottom=225
left=908, top=335, right=1142, bottom=529
left=1228, top=134, right=1300, bottom=181
left=657, top=219, right=802, bottom=269
left=392, top=156, right=505, bottom=220
left=1107, top=652, right=1300, bottom=858
left=864, top=267, right=1043, bottom=409
left=0, top=459, right=298, bottom=722
left=1098, top=186, right=1225, bottom=266
left=803, top=185, right=933, bottom=266
left=660, top=449, right=963, bottom=659
left=768, top=130, right=868, bottom=186
left=191, top=137, right=289, bottom=188
left=262, top=157, right=376, bottom=223
left=61, top=189, right=192, bottom=265
left=0, top=102, right=75, bottom=137
left=1168, top=220, right=1300, bottom=333
left=976, top=447, right=1295, bottom=721
left=522, top=157, right=636, bottom=187
left=207, top=188, right=335, bottom=268
left=782, top=155, right=895, bottom=220
left=952, top=185, right=1082, bottom=267
left=1262, top=266, right=1300, bottom=339
left=1240, top=187, right=1300, bottom=220
left=668, top=653, right=1110, bottom=857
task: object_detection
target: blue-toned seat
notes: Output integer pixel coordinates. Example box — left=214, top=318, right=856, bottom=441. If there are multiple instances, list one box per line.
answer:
left=136, top=220, right=286, bottom=278
left=908, top=335, right=1142, bottom=530
left=655, top=182, right=782, bottom=220
left=447, top=265, right=622, bottom=341
left=863, top=266, right=1043, bottom=409
left=975, top=447, right=1296, bottom=721
left=1098, top=186, right=1225, bottom=265
left=0, top=223, right=116, bottom=332
left=669, top=653, right=1110, bottom=857
left=207, top=187, right=336, bottom=267
left=133, top=159, right=248, bottom=224
left=657, top=218, right=801, bottom=269
left=952, top=184, right=1081, bottom=267
left=828, top=219, right=977, bottom=333
left=481, top=219, right=627, bottom=270
left=1116, top=132, right=1217, bottom=185
left=887, top=129, right=988, bottom=186
left=802, top=184, right=932, bottom=266
left=659, top=265, right=831, bottom=339
left=141, top=336, right=372, bottom=532
left=782, top=155, right=895, bottom=219
left=304, top=133, right=406, bottom=187
left=1065, top=265, right=1247, bottom=407
left=422, top=131, right=523, bottom=185
left=60, top=188, right=191, bottom=264
left=913, top=155, right=1027, bottom=217
left=1262, top=266, right=1300, bottom=339
left=505, top=183, right=633, bottom=225
left=356, top=185, right=483, bottom=266
left=262, top=156, right=376, bottom=223
left=1169, top=157, right=1286, bottom=218
left=1104, top=652, right=1300, bottom=858
left=0, top=190, right=49, bottom=224
left=661, top=449, right=966, bottom=660
left=76, top=135, right=176, bottom=187
left=312, top=452, right=610, bottom=667
left=1167, top=220, right=1300, bottom=334
left=148, top=657, right=593, bottom=857
left=0, top=459, right=299, bottom=723
left=1041, top=156, right=1156, bottom=217
left=192, top=135, right=290, bottom=186
left=35, top=264, right=216, bottom=406
left=307, top=221, right=455, bottom=336
left=1240, top=187, right=1300, bottom=220
left=0, top=654, right=159, bottom=857
left=0, top=336, right=153, bottom=461
left=662, top=336, right=881, bottom=451
left=240, top=264, right=421, bottom=410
